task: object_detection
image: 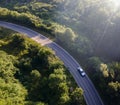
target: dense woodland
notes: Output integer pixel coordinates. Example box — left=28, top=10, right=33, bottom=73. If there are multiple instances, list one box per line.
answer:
left=0, top=0, right=120, bottom=105
left=0, top=27, right=85, bottom=105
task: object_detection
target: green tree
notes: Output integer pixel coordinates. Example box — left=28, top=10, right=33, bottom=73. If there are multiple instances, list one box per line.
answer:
left=0, top=51, right=17, bottom=81
left=100, top=63, right=109, bottom=78
left=106, top=81, right=120, bottom=105
left=56, top=28, right=76, bottom=46
left=0, top=78, right=27, bottom=105
left=70, top=88, right=85, bottom=105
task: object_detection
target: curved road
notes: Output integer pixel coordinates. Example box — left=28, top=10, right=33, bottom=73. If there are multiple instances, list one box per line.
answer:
left=0, top=21, right=104, bottom=105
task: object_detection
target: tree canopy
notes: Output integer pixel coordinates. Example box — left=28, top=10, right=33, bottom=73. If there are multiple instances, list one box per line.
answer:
left=1, top=0, right=120, bottom=104
left=0, top=27, right=86, bottom=105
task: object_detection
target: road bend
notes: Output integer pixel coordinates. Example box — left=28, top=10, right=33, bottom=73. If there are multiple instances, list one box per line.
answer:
left=0, top=21, right=104, bottom=105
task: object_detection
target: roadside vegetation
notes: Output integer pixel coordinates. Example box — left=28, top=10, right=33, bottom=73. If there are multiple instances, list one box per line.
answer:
left=0, top=0, right=120, bottom=105
left=0, top=27, right=86, bottom=105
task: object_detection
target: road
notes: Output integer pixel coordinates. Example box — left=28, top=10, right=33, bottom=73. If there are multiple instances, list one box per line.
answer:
left=0, top=21, right=104, bottom=105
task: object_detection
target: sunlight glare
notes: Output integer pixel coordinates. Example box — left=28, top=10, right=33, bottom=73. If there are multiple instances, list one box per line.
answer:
left=111, top=0, right=120, bottom=9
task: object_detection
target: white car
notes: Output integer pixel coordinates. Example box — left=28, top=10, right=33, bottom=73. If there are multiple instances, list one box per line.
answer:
left=77, top=67, right=86, bottom=77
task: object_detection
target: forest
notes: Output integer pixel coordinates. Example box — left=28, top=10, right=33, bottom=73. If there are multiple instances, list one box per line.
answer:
left=0, top=0, right=120, bottom=105
left=0, top=27, right=85, bottom=105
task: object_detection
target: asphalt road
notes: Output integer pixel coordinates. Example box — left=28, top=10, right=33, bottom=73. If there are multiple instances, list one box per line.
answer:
left=0, top=21, right=104, bottom=105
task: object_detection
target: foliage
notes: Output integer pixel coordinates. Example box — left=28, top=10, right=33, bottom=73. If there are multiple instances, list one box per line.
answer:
left=1, top=0, right=120, bottom=104
left=0, top=27, right=85, bottom=105
left=70, top=88, right=85, bottom=105
left=89, top=61, right=120, bottom=105
left=0, top=51, right=27, bottom=105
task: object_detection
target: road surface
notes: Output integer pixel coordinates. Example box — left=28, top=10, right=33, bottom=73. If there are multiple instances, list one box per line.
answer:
left=0, top=21, right=104, bottom=105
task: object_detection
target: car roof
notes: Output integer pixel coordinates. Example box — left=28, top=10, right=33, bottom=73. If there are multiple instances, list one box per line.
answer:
left=77, top=67, right=83, bottom=71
